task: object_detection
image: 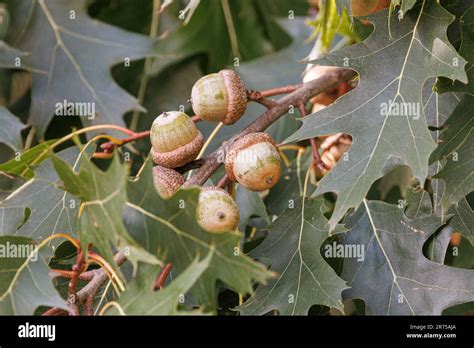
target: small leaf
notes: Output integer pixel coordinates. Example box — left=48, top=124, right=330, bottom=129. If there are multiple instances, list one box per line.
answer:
left=0, top=107, right=26, bottom=152
left=0, top=236, right=66, bottom=314
left=0, top=140, right=57, bottom=178
left=448, top=197, right=473, bottom=245
left=110, top=252, right=213, bottom=315
left=437, top=6, right=474, bottom=95
left=236, top=186, right=270, bottom=231
left=0, top=147, right=80, bottom=251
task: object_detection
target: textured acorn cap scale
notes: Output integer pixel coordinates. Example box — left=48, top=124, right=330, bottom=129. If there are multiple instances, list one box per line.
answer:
left=225, top=132, right=282, bottom=192
left=152, top=166, right=185, bottom=198
left=191, top=69, right=247, bottom=125
left=150, top=111, right=204, bottom=168
left=196, top=187, right=240, bottom=233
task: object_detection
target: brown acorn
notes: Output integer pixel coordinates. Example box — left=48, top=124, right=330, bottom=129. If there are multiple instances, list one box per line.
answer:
left=150, top=111, right=204, bottom=168
left=225, top=132, right=282, bottom=192
left=196, top=186, right=240, bottom=233
left=191, top=69, right=247, bottom=125
left=152, top=166, right=185, bottom=198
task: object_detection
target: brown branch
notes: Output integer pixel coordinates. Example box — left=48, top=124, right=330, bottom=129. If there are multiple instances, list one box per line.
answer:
left=76, top=251, right=127, bottom=304
left=67, top=250, right=86, bottom=316
left=42, top=307, right=69, bottom=316
left=154, top=263, right=173, bottom=290
left=247, top=90, right=280, bottom=109
left=50, top=268, right=99, bottom=281
left=100, top=130, right=150, bottom=153
left=184, top=68, right=355, bottom=187
left=84, top=294, right=95, bottom=316
left=217, top=174, right=230, bottom=189
left=257, top=84, right=303, bottom=97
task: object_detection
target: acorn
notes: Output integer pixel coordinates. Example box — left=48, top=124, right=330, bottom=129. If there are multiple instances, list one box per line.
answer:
left=152, top=166, right=184, bottom=198
left=196, top=187, right=240, bottom=234
left=191, top=69, right=247, bottom=125
left=225, top=132, right=282, bottom=192
left=150, top=111, right=204, bottom=168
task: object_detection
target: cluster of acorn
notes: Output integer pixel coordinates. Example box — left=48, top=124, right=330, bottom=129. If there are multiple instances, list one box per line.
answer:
left=149, top=70, right=282, bottom=234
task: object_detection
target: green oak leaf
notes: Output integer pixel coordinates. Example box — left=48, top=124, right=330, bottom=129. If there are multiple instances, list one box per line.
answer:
left=150, top=0, right=279, bottom=75
left=109, top=252, right=212, bottom=315
left=448, top=197, right=473, bottom=245
left=0, top=107, right=26, bottom=152
left=437, top=6, right=474, bottom=95
left=0, top=236, right=67, bottom=314
left=341, top=199, right=474, bottom=315
left=334, top=0, right=416, bottom=18
left=0, top=140, right=57, bottom=179
left=239, top=198, right=348, bottom=315
left=422, top=77, right=460, bottom=216
left=0, top=40, right=43, bottom=71
left=392, top=0, right=417, bottom=17
left=265, top=149, right=314, bottom=216
left=430, top=94, right=473, bottom=164
left=123, top=159, right=273, bottom=311
left=236, top=185, right=270, bottom=231
left=52, top=151, right=159, bottom=276
left=434, top=142, right=472, bottom=219
left=404, top=187, right=452, bottom=264
left=430, top=93, right=474, bottom=220
left=404, top=187, right=432, bottom=219
left=0, top=147, right=80, bottom=255
left=286, top=1, right=468, bottom=230
left=4, top=0, right=154, bottom=138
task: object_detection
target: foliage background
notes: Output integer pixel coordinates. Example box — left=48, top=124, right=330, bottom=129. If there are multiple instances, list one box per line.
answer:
left=0, top=0, right=472, bottom=316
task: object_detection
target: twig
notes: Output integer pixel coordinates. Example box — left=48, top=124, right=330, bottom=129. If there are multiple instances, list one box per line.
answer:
left=258, top=84, right=303, bottom=97
left=76, top=252, right=127, bottom=304
left=42, top=307, right=69, bottom=316
left=184, top=68, right=355, bottom=187
left=247, top=90, right=280, bottom=109
left=67, top=250, right=86, bottom=316
left=217, top=174, right=230, bottom=189
left=85, top=294, right=95, bottom=316
left=50, top=267, right=98, bottom=281
left=298, top=104, right=329, bottom=171
left=154, top=263, right=173, bottom=290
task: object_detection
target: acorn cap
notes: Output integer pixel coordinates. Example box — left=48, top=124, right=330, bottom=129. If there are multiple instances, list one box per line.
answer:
left=196, top=186, right=240, bottom=233
left=151, top=130, right=204, bottom=168
left=225, top=132, right=277, bottom=182
left=219, top=69, right=247, bottom=125
left=152, top=166, right=185, bottom=198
